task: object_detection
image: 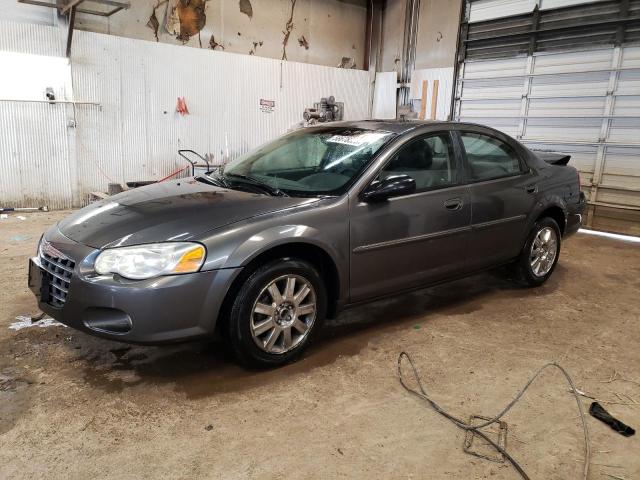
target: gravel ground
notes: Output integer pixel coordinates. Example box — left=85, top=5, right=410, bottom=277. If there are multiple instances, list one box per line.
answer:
left=1, top=210, right=639, bottom=479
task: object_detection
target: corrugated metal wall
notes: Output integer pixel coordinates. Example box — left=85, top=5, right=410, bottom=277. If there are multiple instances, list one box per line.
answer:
left=0, top=21, right=372, bottom=209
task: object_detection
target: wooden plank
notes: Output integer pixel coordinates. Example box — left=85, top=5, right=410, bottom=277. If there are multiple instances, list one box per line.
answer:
left=419, top=80, right=428, bottom=120
left=430, top=79, right=439, bottom=120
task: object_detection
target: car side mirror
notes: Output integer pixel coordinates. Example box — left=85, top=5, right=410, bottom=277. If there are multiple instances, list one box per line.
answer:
left=361, top=174, right=416, bottom=203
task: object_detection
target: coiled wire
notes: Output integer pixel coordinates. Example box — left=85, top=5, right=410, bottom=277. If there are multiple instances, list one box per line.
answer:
left=397, top=352, right=590, bottom=480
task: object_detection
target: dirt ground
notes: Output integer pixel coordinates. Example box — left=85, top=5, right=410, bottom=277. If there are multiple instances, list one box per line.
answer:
left=1, top=211, right=639, bottom=480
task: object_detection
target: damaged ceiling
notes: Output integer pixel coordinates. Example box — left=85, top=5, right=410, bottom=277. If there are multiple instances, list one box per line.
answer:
left=107, top=0, right=368, bottom=69
left=166, top=0, right=207, bottom=42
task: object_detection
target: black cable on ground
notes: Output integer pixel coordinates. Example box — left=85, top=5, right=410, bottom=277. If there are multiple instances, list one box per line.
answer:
left=397, top=352, right=590, bottom=480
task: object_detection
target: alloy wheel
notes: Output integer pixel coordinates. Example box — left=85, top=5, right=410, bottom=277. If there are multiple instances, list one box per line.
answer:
left=250, top=274, right=317, bottom=354
left=530, top=226, right=558, bottom=277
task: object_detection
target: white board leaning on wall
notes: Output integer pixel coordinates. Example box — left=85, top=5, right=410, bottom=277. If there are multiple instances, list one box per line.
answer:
left=410, top=67, right=455, bottom=121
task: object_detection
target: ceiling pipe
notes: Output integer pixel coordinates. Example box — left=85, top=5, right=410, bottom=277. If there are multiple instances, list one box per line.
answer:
left=399, top=0, right=421, bottom=108
left=364, top=0, right=383, bottom=72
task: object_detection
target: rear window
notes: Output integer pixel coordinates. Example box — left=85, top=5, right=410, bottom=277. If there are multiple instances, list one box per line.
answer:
left=460, top=133, right=524, bottom=181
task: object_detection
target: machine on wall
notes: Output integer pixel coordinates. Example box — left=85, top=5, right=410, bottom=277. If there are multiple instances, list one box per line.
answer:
left=303, top=96, right=344, bottom=125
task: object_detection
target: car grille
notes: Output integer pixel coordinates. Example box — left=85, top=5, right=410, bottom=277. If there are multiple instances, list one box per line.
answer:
left=40, top=251, right=75, bottom=308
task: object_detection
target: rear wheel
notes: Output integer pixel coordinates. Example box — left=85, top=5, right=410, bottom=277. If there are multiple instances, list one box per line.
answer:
left=225, top=258, right=326, bottom=368
left=515, top=217, right=561, bottom=287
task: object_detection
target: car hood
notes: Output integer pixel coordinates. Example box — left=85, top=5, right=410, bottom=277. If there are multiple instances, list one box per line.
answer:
left=57, top=178, right=320, bottom=248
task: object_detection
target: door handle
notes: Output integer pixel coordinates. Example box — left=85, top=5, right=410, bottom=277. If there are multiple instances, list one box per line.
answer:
left=444, top=198, right=463, bottom=211
left=525, top=184, right=538, bottom=194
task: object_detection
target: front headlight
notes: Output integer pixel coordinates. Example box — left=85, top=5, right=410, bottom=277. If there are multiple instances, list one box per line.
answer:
left=94, top=242, right=206, bottom=280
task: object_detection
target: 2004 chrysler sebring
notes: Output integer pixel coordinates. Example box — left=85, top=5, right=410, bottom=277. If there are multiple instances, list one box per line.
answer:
left=29, top=120, right=585, bottom=367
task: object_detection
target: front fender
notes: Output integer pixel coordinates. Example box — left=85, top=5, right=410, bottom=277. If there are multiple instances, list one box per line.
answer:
left=197, top=196, right=350, bottom=306
left=223, top=224, right=343, bottom=270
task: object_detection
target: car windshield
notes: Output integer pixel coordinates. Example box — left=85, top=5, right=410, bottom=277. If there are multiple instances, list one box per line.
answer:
left=219, top=127, right=396, bottom=196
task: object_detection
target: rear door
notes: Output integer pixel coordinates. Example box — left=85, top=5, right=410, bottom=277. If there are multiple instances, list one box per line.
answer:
left=456, top=129, right=537, bottom=269
left=349, top=131, right=471, bottom=301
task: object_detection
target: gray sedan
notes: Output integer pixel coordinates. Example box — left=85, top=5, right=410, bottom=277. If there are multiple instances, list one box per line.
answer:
left=29, top=120, right=585, bottom=367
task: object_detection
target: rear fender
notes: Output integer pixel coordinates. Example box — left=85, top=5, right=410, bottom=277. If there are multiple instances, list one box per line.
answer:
left=526, top=194, right=568, bottom=235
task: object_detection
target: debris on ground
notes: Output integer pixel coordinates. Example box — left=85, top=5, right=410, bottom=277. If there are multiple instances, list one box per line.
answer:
left=30, top=312, right=46, bottom=322
left=9, top=315, right=65, bottom=331
left=0, top=206, right=48, bottom=213
left=601, top=369, right=640, bottom=387
left=601, top=473, right=630, bottom=480
left=589, top=402, right=636, bottom=437
left=0, top=370, right=33, bottom=392
left=9, top=235, right=30, bottom=242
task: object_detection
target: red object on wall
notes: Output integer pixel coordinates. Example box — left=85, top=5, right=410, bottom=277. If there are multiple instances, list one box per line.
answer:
left=176, top=97, right=190, bottom=115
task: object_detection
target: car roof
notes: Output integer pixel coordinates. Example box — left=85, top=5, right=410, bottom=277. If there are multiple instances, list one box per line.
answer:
left=323, top=119, right=520, bottom=142
left=331, top=119, right=450, bottom=134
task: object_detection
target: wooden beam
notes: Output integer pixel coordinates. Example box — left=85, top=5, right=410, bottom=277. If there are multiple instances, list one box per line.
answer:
left=430, top=79, right=439, bottom=120
left=419, top=80, right=428, bottom=120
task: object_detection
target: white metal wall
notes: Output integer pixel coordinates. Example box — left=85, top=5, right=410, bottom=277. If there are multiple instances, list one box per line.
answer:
left=0, top=21, right=372, bottom=209
left=455, top=45, right=640, bottom=218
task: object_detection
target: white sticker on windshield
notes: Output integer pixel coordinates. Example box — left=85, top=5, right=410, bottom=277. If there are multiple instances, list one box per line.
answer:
left=326, top=132, right=387, bottom=147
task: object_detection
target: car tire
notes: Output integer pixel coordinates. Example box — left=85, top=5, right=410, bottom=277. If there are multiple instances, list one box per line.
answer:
left=515, top=217, right=562, bottom=287
left=225, top=258, right=327, bottom=368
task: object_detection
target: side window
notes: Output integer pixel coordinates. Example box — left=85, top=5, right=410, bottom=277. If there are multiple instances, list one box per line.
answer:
left=379, top=133, right=457, bottom=192
left=460, top=132, right=524, bottom=181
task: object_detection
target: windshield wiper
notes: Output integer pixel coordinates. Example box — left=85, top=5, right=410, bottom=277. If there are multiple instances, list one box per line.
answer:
left=223, top=173, right=288, bottom=197
left=195, top=174, right=228, bottom=188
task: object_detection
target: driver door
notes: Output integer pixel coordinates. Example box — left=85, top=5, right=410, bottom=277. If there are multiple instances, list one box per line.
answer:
left=349, top=132, right=471, bottom=302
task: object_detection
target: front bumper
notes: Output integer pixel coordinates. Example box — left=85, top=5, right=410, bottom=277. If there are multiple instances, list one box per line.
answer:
left=28, top=228, right=240, bottom=344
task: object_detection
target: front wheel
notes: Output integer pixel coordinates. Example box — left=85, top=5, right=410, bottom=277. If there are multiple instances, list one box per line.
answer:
left=225, top=258, right=327, bottom=368
left=515, top=217, right=561, bottom=287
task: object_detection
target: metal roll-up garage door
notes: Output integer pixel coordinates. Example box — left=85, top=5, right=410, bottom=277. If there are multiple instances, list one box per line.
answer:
left=453, top=0, right=640, bottom=234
